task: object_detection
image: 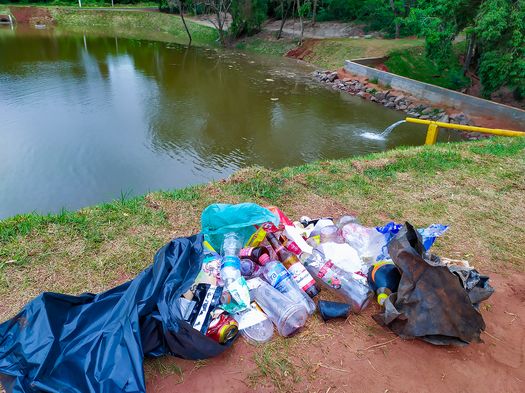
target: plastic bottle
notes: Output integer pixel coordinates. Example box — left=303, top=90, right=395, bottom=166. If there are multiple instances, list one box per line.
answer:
left=239, top=246, right=271, bottom=266
left=220, top=232, right=242, bottom=287
left=262, top=260, right=316, bottom=315
left=266, top=232, right=319, bottom=298
left=253, top=281, right=308, bottom=337
left=302, top=250, right=372, bottom=313
left=367, top=261, right=401, bottom=306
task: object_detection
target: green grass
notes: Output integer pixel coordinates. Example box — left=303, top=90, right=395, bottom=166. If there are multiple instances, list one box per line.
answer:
left=385, top=45, right=470, bottom=90
left=49, top=7, right=219, bottom=46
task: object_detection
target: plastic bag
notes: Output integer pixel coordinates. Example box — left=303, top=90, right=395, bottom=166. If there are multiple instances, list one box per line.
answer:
left=0, top=235, right=233, bottom=393
left=201, top=203, right=279, bottom=251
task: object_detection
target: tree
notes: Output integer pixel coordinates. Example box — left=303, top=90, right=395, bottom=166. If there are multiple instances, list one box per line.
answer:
left=200, top=0, right=233, bottom=46
left=474, top=0, right=525, bottom=97
left=230, top=0, right=268, bottom=37
left=276, top=0, right=293, bottom=39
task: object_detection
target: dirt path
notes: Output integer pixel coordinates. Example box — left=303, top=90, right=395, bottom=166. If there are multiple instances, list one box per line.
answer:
left=146, top=271, right=525, bottom=392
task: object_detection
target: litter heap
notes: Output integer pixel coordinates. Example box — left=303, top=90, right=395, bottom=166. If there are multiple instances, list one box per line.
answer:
left=0, top=203, right=494, bottom=393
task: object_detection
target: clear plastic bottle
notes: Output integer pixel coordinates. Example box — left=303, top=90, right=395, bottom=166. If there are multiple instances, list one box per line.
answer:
left=220, top=232, right=242, bottom=287
left=301, top=249, right=372, bottom=313
left=262, top=261, right=316, bottom=315
left=253, top=281, right=308, bottom=337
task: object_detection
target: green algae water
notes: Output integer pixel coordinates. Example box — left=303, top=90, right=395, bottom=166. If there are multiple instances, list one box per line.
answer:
left=0, top=26, right=460, bottom=219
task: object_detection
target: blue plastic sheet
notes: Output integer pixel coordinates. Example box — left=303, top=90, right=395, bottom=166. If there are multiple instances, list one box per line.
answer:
left=0, top=235, right=230, bottom=393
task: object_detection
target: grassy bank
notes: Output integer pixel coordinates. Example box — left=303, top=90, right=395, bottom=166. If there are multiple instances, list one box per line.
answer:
left=50, top=7, right=218, bottom=45
left=385, top=44, right=470, bottom=90
left=301, top=37, right=424, bottom=70
left=1, top=137, right=524, bottom=321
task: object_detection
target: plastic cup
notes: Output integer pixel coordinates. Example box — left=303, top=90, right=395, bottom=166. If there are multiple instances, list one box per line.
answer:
left=253, top=282, right=308, bottom=337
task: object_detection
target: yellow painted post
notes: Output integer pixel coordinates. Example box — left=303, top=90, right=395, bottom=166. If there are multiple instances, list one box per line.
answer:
left=425, top=123, right=439, bottom=145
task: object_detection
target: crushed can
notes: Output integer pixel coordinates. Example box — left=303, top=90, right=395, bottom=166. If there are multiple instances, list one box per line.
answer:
left=206, top=312, right=239, bottom=344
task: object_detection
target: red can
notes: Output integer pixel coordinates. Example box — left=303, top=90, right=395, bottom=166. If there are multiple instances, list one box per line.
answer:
left=206, top=313, right=239, bottom=344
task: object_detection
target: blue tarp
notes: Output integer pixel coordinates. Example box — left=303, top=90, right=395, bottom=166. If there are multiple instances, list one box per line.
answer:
left=0, top=235, right=229, bottom=393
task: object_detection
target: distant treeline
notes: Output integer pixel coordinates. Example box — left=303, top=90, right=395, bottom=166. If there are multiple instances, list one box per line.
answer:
left=3, top=0, right=524, bottom=98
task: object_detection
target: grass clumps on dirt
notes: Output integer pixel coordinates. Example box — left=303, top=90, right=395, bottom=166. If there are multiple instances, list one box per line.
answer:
left=235, top=36, right=298, bottom=57
left=1, top=136, right=524, bottom=323
left=247, top=338, right=301, bottom=391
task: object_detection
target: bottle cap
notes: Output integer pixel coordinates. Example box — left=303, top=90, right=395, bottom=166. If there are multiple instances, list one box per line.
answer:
left=258, top=253, right=270, bottom=265
left=377, top=292, right=389, bottom=306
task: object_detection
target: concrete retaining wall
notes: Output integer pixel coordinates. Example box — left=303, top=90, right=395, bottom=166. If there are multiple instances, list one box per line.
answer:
left=344, top=60, right=525, bottom=127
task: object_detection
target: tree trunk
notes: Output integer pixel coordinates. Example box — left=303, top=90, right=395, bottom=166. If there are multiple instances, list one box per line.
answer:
left=312, top=0, right=318, bottom=25
left=389, top=0, right=400, bottom=38
left=178, top=0, right=192, bottom=44
left=216, top=9, right=226, bottom=46
left=296, top=0, right=304, bottom=45
left=277, top=0, right=289, bottom=40
left=462, top=32, right=476, bottom=73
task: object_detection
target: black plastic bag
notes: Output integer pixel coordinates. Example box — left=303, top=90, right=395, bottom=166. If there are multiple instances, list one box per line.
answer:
left=0, top=234, right=231, bottom=393
left=374, top=223, right=490, bottom=346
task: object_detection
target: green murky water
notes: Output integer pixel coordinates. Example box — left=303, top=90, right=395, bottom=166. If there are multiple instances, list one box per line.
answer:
left=0, top=26, right=460, bottom=219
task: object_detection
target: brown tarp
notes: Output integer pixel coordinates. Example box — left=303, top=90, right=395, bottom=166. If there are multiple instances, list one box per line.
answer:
left=374, top=222, right=492, bottom=346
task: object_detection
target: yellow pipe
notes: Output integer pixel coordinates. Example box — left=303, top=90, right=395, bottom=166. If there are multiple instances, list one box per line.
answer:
left=424, top=123, right=439, bottom=145
left=405, top=117, right=524, bottom=138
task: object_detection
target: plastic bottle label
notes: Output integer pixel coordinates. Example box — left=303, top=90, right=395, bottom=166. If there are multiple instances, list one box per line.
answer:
left=288, top=262, right=316, bottom=292
left=266, top=263, right=290, bottom=288
left=222, top=256, right=241, bottom=269
left=316, top=260, right=341, bottom=289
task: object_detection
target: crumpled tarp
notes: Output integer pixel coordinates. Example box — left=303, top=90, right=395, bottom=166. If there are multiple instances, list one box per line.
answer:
left=0, top=234, right=230, bottom=393
left=374, top=223, right=491, bottom=346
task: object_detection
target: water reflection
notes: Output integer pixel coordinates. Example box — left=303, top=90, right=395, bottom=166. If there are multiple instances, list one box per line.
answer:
left=0, top=27, right=460, bottom=218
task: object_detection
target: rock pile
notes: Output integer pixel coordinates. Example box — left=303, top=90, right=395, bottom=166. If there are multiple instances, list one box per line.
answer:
left=313, top=70, right=488, bottom=140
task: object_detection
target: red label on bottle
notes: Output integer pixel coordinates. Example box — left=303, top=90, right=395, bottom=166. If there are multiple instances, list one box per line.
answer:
left=261, top=222, right=279, bottom=233
left=285, top=241, right=302, bottom=255
left=288, top=263, right=316, bottom=292
left=239, top=247, right=253, bottom=258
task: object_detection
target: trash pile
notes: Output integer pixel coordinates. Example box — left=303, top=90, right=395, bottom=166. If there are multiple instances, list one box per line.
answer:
left=0, top=203, right=494, bottom=393
left=193, top=203, right=491, bottom=346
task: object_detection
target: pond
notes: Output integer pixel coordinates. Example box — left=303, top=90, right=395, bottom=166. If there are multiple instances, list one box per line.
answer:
left=0, top=26, right=460, bottom=219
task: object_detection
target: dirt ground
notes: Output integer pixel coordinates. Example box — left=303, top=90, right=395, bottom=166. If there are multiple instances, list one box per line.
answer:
left=146, top=271, right=525, bottom=393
